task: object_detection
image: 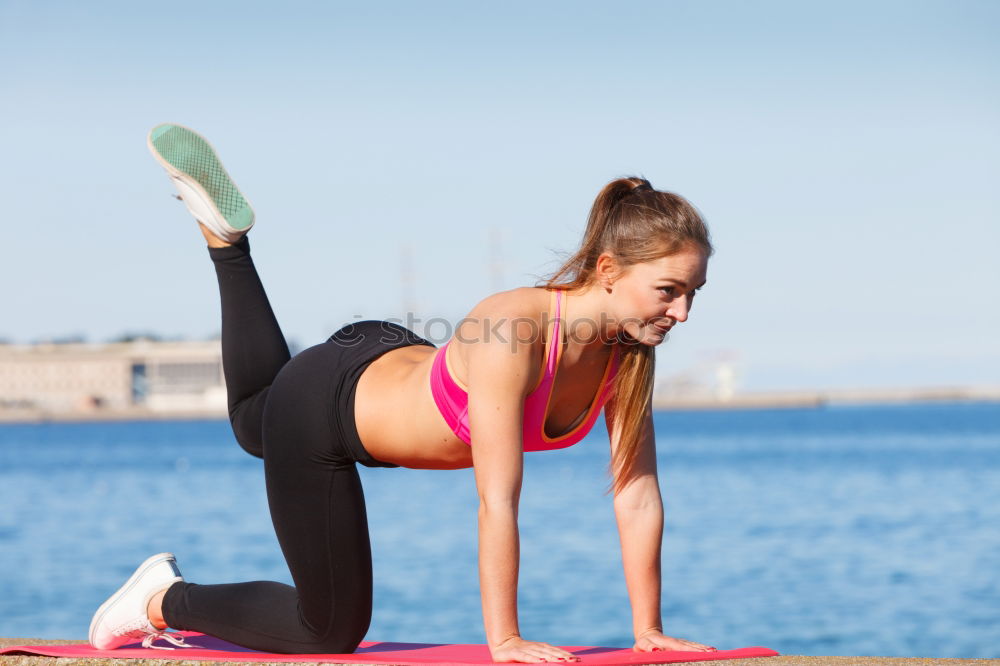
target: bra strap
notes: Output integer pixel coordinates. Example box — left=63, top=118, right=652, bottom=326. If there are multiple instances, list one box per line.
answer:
left=546, top=290, right=562, bottom=374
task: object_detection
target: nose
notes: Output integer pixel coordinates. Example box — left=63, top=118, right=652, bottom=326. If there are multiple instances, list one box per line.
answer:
left=666, top=296, right=690, bottom=323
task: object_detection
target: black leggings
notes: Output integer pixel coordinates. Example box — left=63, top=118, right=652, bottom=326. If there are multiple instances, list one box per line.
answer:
left=161, top=238, right=433, bottom=653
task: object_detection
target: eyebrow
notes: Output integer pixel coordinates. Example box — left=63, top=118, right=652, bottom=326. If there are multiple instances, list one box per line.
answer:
left=661, top=279, right=707, bottom=289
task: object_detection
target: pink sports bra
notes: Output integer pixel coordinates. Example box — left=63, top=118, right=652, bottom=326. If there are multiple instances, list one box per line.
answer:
left=429, top=289, right=620, bottom=451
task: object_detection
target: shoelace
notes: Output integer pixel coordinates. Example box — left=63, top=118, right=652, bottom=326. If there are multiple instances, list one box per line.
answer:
left=141, top=631, right=192, bottom=650
left=113, top=618, right=193, bottom=650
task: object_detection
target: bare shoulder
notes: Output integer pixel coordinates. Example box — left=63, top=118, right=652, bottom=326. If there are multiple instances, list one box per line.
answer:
left=442, top=287, right=552, bottom=391
left=459, top=287, right=551, bottom=346
left=467, top=286, right=547, bottom=317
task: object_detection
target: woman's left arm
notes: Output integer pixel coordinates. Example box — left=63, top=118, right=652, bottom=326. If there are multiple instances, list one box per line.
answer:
left=608, top=403, right=716, bottom=653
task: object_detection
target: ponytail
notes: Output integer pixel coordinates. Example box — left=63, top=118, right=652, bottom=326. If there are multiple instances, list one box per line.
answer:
left=544, top=177, right=711, bottom=493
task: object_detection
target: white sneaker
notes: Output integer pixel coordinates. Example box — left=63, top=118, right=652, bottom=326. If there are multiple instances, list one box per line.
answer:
left=89, top=552, right=191, bottom=650
left=147, top=123, right=255, bottom=243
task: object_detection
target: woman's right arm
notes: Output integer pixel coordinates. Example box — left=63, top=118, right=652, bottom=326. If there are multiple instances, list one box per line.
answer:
left=466, top=311, right=579, bottom=663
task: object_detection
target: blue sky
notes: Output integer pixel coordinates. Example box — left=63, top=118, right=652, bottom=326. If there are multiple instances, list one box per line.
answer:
left=1, top=0, right=997, bottom=391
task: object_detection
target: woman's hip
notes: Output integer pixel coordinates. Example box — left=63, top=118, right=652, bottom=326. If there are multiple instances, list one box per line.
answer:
left=261, top=321, right=434, bottom=468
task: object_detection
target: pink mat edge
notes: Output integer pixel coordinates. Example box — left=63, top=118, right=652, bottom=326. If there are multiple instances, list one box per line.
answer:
left=1, top=633, right=779, bottom=664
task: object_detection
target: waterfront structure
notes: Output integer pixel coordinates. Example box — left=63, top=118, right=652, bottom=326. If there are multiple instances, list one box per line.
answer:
left=2, top=340, right=997, bottom=423
left=0, top=340, right=226, bottom=422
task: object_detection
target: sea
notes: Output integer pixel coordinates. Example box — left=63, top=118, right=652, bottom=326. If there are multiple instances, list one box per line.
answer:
left=0, top=402, right=997, bottom=658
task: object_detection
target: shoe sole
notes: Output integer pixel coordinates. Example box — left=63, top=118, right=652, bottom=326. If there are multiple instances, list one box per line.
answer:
left=88, top=552, right=179, bottom=648
left=147, top=124, right=254, bottom=233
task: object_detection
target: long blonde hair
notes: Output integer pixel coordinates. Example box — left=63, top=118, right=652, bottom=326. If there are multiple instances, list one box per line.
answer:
left=544, top=177, right=712, bottom=492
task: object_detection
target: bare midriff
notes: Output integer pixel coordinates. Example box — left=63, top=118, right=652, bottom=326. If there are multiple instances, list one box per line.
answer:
left=354, top=344, right=473, bottom=469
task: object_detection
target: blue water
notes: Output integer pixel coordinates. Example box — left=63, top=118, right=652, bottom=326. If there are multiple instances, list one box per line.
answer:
left=1, top=403, right=998, bottom=658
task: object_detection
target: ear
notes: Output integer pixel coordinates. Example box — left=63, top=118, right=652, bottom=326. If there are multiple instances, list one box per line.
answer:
left=595, top=252, right=621, bottom=292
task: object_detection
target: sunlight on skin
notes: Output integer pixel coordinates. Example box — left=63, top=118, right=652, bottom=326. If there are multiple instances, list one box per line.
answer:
left=604, top=246, right=709, bottom=347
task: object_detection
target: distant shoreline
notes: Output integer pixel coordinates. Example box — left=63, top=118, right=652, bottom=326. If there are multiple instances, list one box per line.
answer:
left=1, top=387, right=997, bottom=424
left=651, top=386, right=1000, bottom=411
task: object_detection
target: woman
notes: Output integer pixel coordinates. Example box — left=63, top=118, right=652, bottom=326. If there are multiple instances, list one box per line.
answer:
left=88, top=124, right=715, bottom=662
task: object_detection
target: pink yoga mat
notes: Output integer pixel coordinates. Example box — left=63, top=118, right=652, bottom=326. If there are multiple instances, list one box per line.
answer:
left=1, top=632, right=778, bottom=664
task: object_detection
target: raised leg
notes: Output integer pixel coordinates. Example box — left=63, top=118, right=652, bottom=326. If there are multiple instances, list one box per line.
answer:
left=209, top=237, right=290, bottom=458
left=147, top=123, right=283, bottom=457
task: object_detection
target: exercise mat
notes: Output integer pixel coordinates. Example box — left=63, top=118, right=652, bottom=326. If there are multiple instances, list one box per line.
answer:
left=1, top=632, right=779, bottom=664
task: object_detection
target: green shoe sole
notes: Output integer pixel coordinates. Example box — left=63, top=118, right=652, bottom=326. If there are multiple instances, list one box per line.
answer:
left=148, top=124, right=254, bottom=231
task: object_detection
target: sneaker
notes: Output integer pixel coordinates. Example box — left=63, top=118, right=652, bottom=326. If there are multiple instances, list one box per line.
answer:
left=147, top=123, right=255, bottom=243
left=88, top=552, right=191, bottom=650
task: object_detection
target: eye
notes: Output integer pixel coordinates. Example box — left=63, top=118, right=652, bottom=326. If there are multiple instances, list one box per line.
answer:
left=659, top=286, right=675, bottom=296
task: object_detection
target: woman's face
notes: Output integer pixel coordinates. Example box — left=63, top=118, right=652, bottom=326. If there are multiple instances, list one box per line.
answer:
left=606, top=246, right=709, bottom=346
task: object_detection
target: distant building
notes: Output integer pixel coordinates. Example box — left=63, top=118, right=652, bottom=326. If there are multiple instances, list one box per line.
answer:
left=0, top=340, right=227, bottom=422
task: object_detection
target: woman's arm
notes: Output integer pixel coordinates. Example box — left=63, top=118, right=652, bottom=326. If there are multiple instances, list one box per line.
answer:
left=607, top=402, right=716, bottom=653
left=467, top=313, right=578, bottom=663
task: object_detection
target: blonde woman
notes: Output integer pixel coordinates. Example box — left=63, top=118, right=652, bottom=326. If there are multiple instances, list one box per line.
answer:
left=89, top=124, right=715, bottom=662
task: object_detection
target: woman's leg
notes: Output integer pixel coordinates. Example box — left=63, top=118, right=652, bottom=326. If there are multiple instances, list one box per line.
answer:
left=138, top=125, right=371, bottom=651
left=148, top=124, right=278, bottom=456
left=209, top=236, right=290, bottom=458
left=161, top=343, right=373, bottom=653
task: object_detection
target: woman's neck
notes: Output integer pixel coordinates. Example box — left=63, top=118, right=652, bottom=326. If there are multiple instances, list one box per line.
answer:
left=558, top=285, right=618, bottom=349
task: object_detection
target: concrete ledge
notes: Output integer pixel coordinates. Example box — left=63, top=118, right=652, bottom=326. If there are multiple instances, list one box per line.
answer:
left=2, top=638, right=997, bottom=666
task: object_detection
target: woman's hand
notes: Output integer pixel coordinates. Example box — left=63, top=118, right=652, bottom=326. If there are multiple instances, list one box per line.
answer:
left=633, top=629, right=716, bottom=653
left=490, top=636, right=580, bottom=663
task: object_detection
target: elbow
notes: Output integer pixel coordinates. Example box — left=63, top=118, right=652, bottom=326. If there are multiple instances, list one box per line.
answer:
left=614, top=492, right=663, bottom=515
left=615, top=503, right=663, bottom=523
left=478, top=496, right=519, bottom=521
left=612, top=473, right=662, bottom=512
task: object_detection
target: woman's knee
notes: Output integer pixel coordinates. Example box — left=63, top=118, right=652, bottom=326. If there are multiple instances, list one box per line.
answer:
left=229, top=398, right=265, bottom=459
left=306, top=634, right=363, bottom=655
left=233, top=432, right=264, bottom=458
